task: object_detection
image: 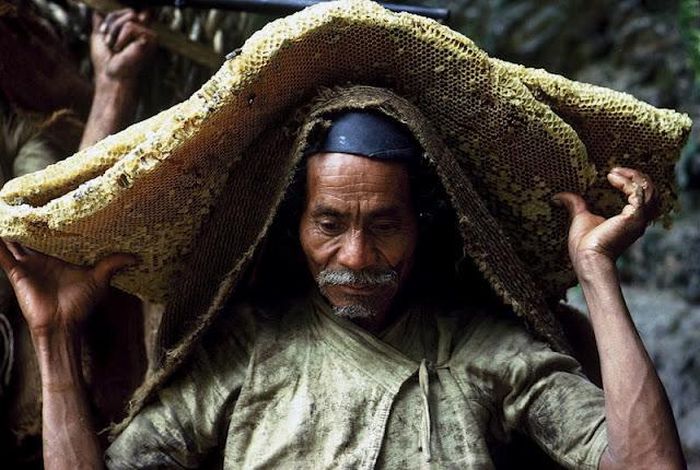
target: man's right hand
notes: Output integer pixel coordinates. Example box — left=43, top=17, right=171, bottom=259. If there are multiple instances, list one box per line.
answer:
left=0, top=240, right=136, bottom=339
left=91, top=9, right=157, bottom=85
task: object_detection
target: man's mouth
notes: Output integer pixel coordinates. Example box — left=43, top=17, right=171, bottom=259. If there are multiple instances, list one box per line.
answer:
left=335, top=284, right=382, bottom=295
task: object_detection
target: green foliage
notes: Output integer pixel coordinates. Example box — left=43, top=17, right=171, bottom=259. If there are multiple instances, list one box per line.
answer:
left=679, top=0, right=700, bottom=86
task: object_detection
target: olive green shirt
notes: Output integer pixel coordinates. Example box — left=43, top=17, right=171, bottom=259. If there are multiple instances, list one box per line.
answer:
left=106, top=294, right=607, bottom=469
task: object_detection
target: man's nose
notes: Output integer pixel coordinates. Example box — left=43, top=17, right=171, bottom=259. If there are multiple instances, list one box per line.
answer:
left=337, top=230, right=376, bottom=271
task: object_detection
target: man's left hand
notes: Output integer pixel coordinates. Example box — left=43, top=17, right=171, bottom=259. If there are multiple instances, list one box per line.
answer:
left=554, top=167, right=660, bottom=274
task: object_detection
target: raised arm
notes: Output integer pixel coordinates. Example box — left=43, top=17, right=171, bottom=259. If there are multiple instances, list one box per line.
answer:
left=555, top=167, right=685, bottom=469
left=80, top=9, right=156, bottom=150
left=0, top=241, right=135, bottom=470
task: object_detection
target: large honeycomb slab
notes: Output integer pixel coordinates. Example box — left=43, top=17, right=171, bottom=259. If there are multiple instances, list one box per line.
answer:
left=0, top=0, right=690, bottom=331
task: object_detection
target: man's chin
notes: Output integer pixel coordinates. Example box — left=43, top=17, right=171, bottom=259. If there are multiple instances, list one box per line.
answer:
left=331, top=304, right=377, bottom=320
left=319, top=285, right=397, bottom=322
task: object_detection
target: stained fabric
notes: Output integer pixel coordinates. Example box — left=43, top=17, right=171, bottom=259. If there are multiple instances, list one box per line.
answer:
left=105, top=293, right=607, bottom=469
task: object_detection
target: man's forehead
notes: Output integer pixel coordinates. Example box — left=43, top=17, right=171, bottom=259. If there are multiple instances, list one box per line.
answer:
left=309, top=201, right=405, bottom=218
left=304, top=153, right=412, bottom=207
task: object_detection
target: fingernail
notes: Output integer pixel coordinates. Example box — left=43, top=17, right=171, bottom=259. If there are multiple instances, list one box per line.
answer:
left=610, top=167, right=622, bottom=174
left=99, top=23, right=107, bottom=33
left=551, top=195, right=562, bottom=206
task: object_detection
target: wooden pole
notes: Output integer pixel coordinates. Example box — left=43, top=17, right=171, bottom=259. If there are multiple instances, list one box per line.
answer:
left=144, top=0, right=449, bottom=22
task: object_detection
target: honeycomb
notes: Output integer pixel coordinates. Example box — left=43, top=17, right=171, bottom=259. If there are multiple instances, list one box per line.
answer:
left=0, top=0, right=691, bottom=360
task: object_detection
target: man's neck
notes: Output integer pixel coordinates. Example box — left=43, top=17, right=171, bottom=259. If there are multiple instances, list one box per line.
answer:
left=347, top=309, right=397, bottom=335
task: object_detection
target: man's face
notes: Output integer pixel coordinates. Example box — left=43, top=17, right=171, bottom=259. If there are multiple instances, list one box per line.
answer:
left=299, top=152, right=418, bottom=326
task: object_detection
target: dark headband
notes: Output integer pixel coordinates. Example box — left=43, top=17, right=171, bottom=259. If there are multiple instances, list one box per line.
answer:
left=303, top=111, right=422, bottom=163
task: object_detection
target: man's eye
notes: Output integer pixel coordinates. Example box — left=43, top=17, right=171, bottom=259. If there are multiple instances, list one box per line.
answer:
left=318, top=220, right=343, bottom=235
left=371, top=222, right=400, bottom=235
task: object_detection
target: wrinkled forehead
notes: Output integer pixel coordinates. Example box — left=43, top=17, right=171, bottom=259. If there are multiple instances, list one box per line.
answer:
left=305, top=151, right=413, bottom=197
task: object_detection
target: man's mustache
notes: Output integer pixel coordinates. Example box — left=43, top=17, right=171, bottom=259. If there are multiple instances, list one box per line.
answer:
left=316, top=267, right=398, bottom=288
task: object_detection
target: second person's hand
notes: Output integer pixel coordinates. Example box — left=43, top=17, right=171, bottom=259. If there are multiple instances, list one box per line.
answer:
left=91, top=9, right=157, bottom=85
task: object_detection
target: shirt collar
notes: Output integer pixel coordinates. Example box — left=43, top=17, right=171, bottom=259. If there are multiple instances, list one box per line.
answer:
left=307, top=291, right=420, bottom=392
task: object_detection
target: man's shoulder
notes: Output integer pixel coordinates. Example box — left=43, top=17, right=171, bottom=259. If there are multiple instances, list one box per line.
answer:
left=193, top=297, right=268, bottom=361
left=208, top=293, right=313, bottom=344
left=449, top=306, right=569, bottom=371
left=453, top=306, right=534, bottom=345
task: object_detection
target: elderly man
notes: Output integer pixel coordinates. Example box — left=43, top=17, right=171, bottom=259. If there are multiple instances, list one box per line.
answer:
left=0, top=101, right=686, bottom=468
left=0, top=0, right=692, bottom=468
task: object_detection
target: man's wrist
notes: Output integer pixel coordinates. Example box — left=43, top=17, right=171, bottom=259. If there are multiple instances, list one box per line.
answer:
left=32, top=329, right=84, bottom=390
left=92, top=73, right=140, bottom=118
left=81, top=73, right=140, bottom=149
left=94, top=73, right=139, bottom=97
left=573, top=250, right=618, bottom=285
